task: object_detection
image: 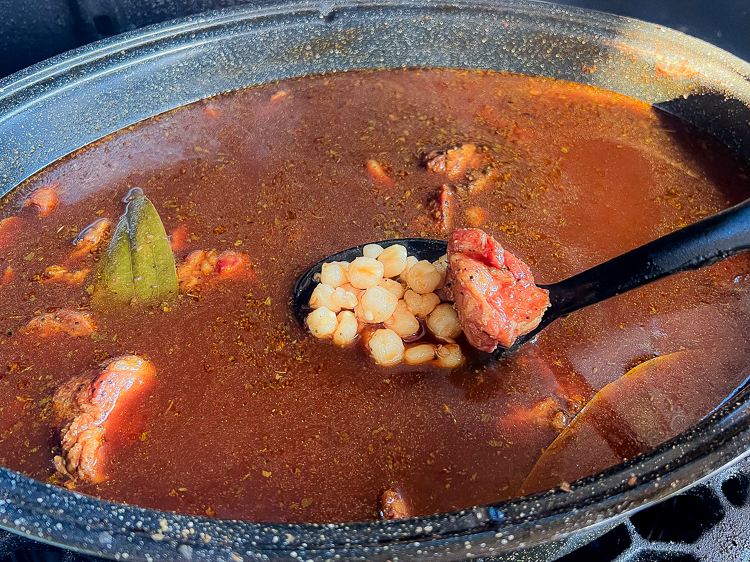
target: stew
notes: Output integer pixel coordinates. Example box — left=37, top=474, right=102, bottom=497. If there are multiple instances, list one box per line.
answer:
left=0, top=69, right=749, bottom=523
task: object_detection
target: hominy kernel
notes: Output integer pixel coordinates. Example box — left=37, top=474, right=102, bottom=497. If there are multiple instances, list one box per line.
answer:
left=426, top=303, right=462, bottom=341
left=338, top=282, right=363, bottom=297
left=378, top=244, right=408, bottom=277
left=384, top=300, right=420, bottom=338
left=356, top=286, right=398, bottom=323
left=433, top=254, right=448, bottom=287
left=404, top=344, right=436, bottom=365
left=435, top=344, right=464, bottom=369
left=363, top=244, right=384, bottom=259
left=399, top=256, right=419, bottom=282
left=368, top=329, right=404, bottom=366
left=403, top=290, right=441, bottom=317
left=330, top=287, right=358, bottom=309
left=359, top=325, right=378, bottom=348
left=306, top=307, right=337, bottom=338
left=433, top=254, right=448, bottom=275
left=320, top=262, right=349, bottom=287
left=405, top=260, right=442, bottom=294
left=309, top=284, right=341, bottom=313
left=348, top=257, right=384, bottom=289
left=333, top=311, right=358, bottom=346
left=379, top=278, right=405, bottom=299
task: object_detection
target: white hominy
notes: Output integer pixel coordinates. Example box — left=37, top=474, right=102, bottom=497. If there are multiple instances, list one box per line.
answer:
left=333, top=311, right=359, bottom=346
left=377, top=244, right=408, bottom=277
left=320, top=261, right=349, bottom=287
left=363, top=244, right=385, bottom=259
left=426, top=303, right=462, bottom=341
left=378, top=278, right=405, bottom=299
left=309, top=283, right=341, bottom=313
left=384, top=300, right=420, bottom=338
left=348, top=257, right=384, bottom=289
left=306, top=307, right=337, bottom=338
left=368, top=328, right=404, bottom=366
left=356, top=286, right=398, bottom=323
left=435, top=344, right=464, bottom=369
left=404, top=344, right=436, bottom=365
left=403, top=290, right=441, bottom=317
left=399, top=255, right=419, bottom=282
left=405, top=260, right=442, bottom=294
left=330, top=286, right=358, bottom=310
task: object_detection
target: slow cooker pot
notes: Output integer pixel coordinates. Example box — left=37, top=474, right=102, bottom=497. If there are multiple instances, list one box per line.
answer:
left=1, top=1, right=750, bottom=560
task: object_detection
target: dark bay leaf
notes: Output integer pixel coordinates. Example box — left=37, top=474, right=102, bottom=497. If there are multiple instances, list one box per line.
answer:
left=518, top=349, right=738, bottom=494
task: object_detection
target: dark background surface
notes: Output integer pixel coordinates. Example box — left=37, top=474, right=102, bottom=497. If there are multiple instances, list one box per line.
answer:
left=0, top=0, right=749, bottom=80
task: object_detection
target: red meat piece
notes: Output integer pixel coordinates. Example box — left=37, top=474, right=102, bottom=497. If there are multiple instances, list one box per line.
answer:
left=69, top=218, right=110, bottom=262
left=52, top=355, right=156, bottom=483
left=380, top=488, right=410, bottom=519
left=431, top=185, right=455, bottom=232
left=24, top=184, right=60, bottom=217
left=216, top=250, right=251, bottom=278
left=446, top=228, right=550, bottom=351
left=169, top=224, right=189, bottom=252
left=177, top=249, right=252, bottom=292
left=424, top=143, right=484, bottom=181
left=366, top=159, right=393, bottom=187
left=22, top=309, right=95, bottom=337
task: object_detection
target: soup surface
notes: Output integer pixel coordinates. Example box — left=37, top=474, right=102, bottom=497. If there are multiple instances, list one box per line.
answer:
left=0, top=69, right=749, bottom=523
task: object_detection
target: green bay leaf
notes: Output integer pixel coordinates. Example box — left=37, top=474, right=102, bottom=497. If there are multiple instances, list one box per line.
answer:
left=93, top=191, right=177, bottom=309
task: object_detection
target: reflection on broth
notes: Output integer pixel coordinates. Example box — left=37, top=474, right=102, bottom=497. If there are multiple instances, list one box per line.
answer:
left=0, top=69, right=748, bottom=523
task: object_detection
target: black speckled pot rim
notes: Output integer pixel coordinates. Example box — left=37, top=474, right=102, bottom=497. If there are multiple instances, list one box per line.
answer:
left=1, top=1, right=750, bottom=561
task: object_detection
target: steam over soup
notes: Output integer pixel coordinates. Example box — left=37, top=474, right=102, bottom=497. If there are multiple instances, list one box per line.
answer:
left=0, top=69, right=749, bottom=523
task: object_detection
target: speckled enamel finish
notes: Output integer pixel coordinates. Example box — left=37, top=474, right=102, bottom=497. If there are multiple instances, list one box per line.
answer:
left=1, top=1, right=750, bottom=560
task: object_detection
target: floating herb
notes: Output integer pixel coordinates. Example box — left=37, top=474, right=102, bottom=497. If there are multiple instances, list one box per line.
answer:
left=93, top=188, right=177, bottom=308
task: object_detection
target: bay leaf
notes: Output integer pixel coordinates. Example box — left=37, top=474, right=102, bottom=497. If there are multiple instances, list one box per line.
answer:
left=519, top=349, right=730, bottom=494
left=93, top=190, right=177, bottom=308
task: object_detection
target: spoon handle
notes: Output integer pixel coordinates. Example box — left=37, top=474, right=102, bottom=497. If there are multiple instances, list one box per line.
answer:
left=547, top=197, right=750, bottom=318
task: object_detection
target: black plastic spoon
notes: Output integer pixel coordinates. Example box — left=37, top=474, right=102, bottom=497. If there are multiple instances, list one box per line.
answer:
left=293, top=198, right=750, bottom=356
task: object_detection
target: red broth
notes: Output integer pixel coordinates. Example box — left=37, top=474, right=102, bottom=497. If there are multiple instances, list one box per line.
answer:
left=0, top=69, right=749, bottom=523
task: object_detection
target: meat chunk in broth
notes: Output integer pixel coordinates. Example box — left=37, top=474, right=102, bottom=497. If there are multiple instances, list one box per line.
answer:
left=52, top=355, right=156, bottom=484
left=380, top=488, right=411, bottom=519
left=21, top=310, right=96, bottom=338
left=446, top=228, right=550, bottom=350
